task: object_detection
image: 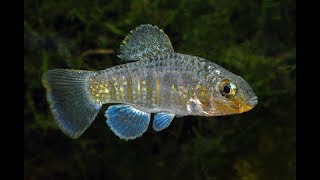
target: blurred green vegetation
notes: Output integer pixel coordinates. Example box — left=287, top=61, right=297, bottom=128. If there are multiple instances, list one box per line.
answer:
left=24, top=0, right=296, bottom=179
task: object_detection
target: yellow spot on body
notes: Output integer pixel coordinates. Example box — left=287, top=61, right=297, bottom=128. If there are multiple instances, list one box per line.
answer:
left=137, top=76, right=141, bottom=100
left=171, top=84, right=176, bottom=90
left=147, top=75, right=152, bottom=105
left=170, top=84, right=177, bottom=104
left=116, top=91, right=120, bottom=101
left=183, top=94, right=187, bottom=98
left=156, top=78, right=161, bottom=105
left=177, top=86, right=188, bottom=101
left=179, top=86, right=188, bottom=93
left=127, top=75, right=133, bottom=103
left=119, top=86, right=125, bottom=100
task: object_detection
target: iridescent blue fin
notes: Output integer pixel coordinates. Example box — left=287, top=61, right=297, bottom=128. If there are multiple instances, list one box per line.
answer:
left=153, top=113, right=175, bottom=132
left=118, top=24, right=174, bottom=61
left=42, top=69, right=102, bottom=139
left=105, top=105, right=150, bottom=140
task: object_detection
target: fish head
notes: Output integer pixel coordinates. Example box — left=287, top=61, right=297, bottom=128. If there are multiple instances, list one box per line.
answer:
left=192, top=68, right=258, bottom=116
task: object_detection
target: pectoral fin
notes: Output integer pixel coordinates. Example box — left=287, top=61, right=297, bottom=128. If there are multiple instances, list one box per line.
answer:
left=105, top=105, right=150, bottom=140
left=153, top=113, right=175, bottom=132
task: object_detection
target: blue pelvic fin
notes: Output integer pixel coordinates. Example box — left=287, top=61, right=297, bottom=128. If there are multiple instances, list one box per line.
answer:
left=105, top=105, right=150, bottom=140
left=153, top=113, right=175, bottom=132
left=42, top=69, right=101, bottom=139
left=118, top=24, right=174, bottom=61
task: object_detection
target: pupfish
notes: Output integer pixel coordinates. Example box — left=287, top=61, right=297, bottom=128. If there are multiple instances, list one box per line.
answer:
left=42, top=24, right=258, bottom=140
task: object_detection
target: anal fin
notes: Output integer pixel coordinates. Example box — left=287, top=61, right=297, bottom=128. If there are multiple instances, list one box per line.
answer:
left=105, top=105, right=150, bottom=140
left=153, top=113, right=175, bottom=132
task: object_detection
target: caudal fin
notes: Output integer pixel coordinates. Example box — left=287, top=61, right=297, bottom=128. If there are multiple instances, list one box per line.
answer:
left=42, top=69, right=101, bottom=138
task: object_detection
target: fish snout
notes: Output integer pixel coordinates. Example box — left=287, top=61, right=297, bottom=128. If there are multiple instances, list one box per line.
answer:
left=247, top=96, right=258, bottom=107
left=239, top=96, right=258, bottom=113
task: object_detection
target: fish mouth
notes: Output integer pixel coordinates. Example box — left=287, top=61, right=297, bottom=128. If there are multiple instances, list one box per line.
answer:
left=239, top=96, right=258, bottom=113
left=247, top=96, right=258, bottom=106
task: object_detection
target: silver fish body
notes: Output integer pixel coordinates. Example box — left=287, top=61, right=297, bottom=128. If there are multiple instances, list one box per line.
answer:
left=42, top=24, right=258, bottom=140
left=88, top=52, right=256, bottom=116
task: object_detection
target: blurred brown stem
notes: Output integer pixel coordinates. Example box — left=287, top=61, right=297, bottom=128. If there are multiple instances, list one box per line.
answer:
left=80, top=48, right=114, bottom=57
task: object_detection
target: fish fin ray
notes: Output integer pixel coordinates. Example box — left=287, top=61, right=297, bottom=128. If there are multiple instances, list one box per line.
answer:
left=118, top=24, right=174, bottom=61
left=42, top=69, right=101, bottom=138
left=105, top=105, right=150, bottom=140
left=153, top=113, right=175, bottom=131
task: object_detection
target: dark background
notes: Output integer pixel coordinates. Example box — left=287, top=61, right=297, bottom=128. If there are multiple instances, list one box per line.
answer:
left=24, top=0, right=296, bottom=179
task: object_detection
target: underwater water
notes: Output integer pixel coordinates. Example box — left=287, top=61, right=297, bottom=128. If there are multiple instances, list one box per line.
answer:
left=24, top=0, right=296, bottom=179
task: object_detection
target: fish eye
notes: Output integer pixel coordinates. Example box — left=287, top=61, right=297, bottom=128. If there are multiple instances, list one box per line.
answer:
left=219, top=79, right=237, bottom=98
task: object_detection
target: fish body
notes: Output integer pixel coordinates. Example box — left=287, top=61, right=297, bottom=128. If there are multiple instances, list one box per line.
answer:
left=88, top=52, right=256, bottom=116
left=42, top=24, right=258, bottom=140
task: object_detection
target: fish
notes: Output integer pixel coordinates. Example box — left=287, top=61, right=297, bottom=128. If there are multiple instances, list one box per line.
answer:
left=42, top=24, right=258, bottom=140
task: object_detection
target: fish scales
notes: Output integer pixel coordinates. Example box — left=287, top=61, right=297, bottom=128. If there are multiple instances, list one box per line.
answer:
left=88, top=53, right=215, bottom=115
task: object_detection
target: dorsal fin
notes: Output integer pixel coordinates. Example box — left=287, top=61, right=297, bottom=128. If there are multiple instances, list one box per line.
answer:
left=118, top=24, right=174, bottom=61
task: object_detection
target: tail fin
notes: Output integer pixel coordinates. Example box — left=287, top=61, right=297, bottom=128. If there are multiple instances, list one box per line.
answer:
left=42, top=69, right=101, bottom=138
